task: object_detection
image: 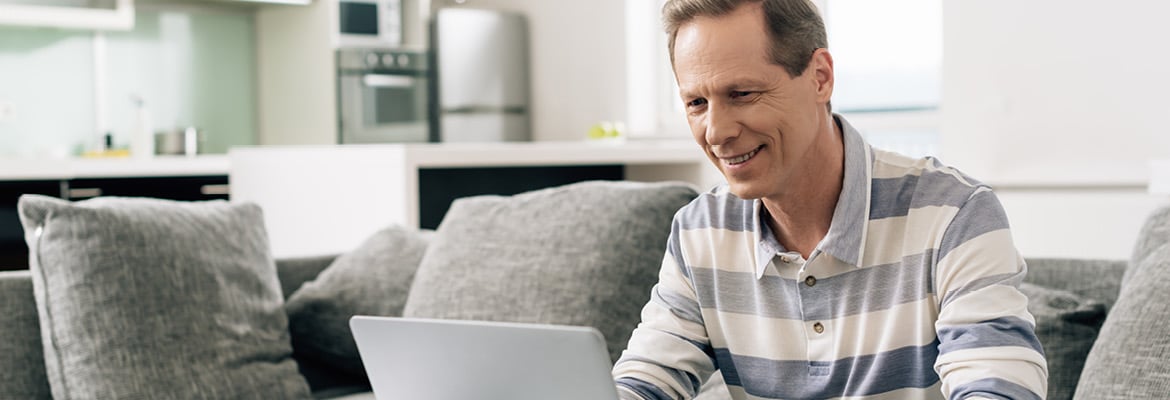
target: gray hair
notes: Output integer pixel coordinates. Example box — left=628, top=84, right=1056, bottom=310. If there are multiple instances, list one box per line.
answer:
left=663, top=0, right=827, bottom=78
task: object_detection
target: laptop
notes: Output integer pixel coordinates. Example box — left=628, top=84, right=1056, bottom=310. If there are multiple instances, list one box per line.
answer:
left=350, top=316, right=621, bottom=400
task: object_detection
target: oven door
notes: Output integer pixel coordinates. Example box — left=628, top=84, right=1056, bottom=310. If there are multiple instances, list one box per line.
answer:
left=339, top=72, right=430, bottom=144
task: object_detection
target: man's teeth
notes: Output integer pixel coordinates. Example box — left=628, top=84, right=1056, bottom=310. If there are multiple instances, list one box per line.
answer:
left=727, top=147, right=760, bottom=164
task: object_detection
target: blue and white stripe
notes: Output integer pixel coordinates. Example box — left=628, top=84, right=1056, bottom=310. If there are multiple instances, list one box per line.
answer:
left=613, top=115, right=1047, bottom=400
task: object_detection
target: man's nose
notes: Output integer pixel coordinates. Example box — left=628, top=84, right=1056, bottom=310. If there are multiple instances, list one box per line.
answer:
left=705, top=104, right=740, bottom=146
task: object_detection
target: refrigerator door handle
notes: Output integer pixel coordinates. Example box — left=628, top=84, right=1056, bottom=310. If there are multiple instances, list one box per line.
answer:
left=443, top=105, right=527, bottom=115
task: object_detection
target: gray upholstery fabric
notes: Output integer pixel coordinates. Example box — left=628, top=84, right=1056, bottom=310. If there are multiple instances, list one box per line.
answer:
left=1075, top=203, right=1170, bottom=399
left=0, top=270, right=51, bottom=400
left=285, top=226, right=433, bottom=378
left=17, top=195, right=311, bottom=400
left=1020, top=282, right=1106, bottom=400
left=1024, top=258, right=1127, bottom=312
left=277, top=254, right=340, bottom=301
left=403, top=181, right=699, bottom=363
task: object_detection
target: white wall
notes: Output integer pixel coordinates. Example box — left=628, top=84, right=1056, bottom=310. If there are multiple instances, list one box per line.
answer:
left=996, top=189, right=1165, bottom=260
left=432, top=0, right=628, bottom=141
left=941, top=0, right=1170, bottom=182
left=255, top=0, right=337, bottom=145
left=942, top=0, right=1170, bottom=260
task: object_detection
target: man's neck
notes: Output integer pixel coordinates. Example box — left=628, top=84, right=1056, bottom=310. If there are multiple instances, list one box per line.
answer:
left=761, top=116, right=845, bottom=259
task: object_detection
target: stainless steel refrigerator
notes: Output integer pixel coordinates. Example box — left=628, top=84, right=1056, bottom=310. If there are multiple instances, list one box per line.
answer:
left=432, top=8, right=530, bottom=142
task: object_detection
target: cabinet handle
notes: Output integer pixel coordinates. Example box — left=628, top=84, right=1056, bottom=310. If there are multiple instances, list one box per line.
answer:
left=200, top=184, right=230, bottom=196
left=67, top=188, right=102, bottom=199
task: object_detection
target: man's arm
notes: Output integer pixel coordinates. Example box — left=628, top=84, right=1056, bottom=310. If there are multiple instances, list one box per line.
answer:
left=613, top=219, right=717, bottom=400
left=933, top=187, right=1048, bottom=400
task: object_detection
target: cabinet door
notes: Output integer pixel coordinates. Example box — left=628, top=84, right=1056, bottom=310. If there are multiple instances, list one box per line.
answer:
left=1, top=175, right=230, bottom=270
left=65, top=176, right=229, bottom=201
left=417, top=165, right=624, bottom=230
left=0, top=180, right=63, bottom=271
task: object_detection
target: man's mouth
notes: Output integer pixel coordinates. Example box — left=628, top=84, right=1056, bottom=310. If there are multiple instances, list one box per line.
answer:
left=723, top=145, right=763, bottom=165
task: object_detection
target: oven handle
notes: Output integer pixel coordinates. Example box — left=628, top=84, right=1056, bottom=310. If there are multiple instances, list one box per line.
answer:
left=362, top=74, right=415, bottom=88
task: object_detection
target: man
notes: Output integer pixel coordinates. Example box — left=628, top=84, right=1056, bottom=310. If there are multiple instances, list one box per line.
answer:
left=612, top=1, right=1048, bottom=399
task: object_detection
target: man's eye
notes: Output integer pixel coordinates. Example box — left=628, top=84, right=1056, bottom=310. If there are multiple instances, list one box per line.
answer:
left=687, top=98, right=707, bottom=108
left=731, top=91, right=753, bottom=99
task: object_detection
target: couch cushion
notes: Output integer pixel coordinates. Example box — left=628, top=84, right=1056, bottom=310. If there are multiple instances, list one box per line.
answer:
left=1022, top=258, right=1127, bottom=312
left=1020, top=282, right=1105, bottom=400
left=1074, top=203, right=1170, bottom=399
left=0, top=270, right=51, bottom=400
left=18, top=195, right=311, bottom=400
left=285, top=226, right=432, bottom=380
left=402, top=180, right=698, bottom=362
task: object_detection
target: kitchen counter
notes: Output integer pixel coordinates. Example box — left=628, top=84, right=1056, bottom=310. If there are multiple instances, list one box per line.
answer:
left=230, top=139, right=708, bottom=168
left=0, top=155, right=230, bottom=181
left=230, top=139, right=720, bottom=257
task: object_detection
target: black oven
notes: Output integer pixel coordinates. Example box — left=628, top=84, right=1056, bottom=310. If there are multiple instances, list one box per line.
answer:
left=337, top=48, right=432, bottom=144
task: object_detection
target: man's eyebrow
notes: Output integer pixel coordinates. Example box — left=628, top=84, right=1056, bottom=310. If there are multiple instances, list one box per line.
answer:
left=680, top=79, right=772, bottom=97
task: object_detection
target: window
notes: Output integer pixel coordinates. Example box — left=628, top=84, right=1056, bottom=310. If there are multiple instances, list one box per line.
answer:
left=825, top=0, right=941, bottom=157
left=626, top=0, right=942, bottom=157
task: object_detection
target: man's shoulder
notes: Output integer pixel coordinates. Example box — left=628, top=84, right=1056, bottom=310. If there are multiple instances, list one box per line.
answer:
left=671, top=185, right=755, bottom=232
left=871, top=148, right=989, bottom=204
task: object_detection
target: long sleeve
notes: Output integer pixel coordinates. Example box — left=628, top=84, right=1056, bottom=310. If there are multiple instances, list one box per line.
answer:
left=932, top=187, right=1048, bottom=400
left=613, top=218, right=717, bottom=400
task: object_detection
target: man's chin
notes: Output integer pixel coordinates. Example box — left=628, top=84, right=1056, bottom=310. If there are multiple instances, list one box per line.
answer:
left=726, top=182, right=766, bottom=200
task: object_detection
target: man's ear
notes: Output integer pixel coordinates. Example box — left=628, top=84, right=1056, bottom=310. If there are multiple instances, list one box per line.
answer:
left=810, top=48, right=834, bottom=105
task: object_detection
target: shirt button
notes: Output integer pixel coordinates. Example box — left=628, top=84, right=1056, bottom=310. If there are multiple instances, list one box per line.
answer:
left=813, top=322, right=824, bottom=334
left=804, top=276, right=817, bottom=287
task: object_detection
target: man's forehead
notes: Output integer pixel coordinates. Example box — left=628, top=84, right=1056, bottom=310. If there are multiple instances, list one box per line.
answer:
left=672, top=7, right=774, bottom=68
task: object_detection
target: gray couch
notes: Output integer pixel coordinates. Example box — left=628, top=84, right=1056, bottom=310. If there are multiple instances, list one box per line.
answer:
left=1, top=182, right=1167, bottom=400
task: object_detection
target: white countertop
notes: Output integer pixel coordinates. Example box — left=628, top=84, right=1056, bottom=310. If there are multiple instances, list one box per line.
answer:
left=0, top=155, right=230, bottom=180
left=1, top=140, right=706, bottom=181
left=229, top=139, right=708, bottom=168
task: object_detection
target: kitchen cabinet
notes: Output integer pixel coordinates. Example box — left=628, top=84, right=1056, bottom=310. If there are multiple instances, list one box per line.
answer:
left=0, top=0, right=135, bottom=31
left=0, top=156, right=230, bottom=271
left=0, top=175, right=229, bottom=271
left=0, top=181, right=63, bottom=271
left=64, top=176, right=229, bottom=201
left=230, top=140, right=722, bottom=258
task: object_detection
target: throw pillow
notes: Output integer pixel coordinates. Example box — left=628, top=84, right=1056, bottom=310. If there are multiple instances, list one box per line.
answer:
left=1074, top=203, right=1170, bottom=399
left=402, top=180, right=699, bottom=362
left=285, top=225, right=433, bottom=377
left=17, top=195, right=311, bottom=400
left=1019, top=282, right=1106, bottom=400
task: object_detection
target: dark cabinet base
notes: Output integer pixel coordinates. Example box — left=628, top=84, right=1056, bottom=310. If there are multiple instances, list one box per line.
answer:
left=417, top=165, right=624, bottom=230
left=0, top=176, right=228, bottom=271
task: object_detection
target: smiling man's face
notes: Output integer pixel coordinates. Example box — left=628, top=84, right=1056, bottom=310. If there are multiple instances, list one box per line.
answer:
left=673, top=2, right=834, bottom=201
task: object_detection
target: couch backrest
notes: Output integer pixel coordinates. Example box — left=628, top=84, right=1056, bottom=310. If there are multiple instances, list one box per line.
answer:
left=0, top=270, right=52, bottom=400
left=0, top=256, right=342, bottom=400
left=275, top=254, right=338, bottom=301
left=1023, top=258, right=1127, bottom=311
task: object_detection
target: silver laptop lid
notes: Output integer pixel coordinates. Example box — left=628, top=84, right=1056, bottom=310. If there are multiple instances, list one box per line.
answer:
left=350, top=316, right=621, bottom=400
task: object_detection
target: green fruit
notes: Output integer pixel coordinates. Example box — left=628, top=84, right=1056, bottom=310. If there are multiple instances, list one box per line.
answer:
left=587, top=124, right=607, bottom=139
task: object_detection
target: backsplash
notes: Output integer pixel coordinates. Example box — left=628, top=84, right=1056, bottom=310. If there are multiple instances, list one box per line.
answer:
left=0, top=7, right=257, bottom=158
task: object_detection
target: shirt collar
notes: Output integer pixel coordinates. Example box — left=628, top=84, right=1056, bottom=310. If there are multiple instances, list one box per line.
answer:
left=753, top=114, right=873, bottom=279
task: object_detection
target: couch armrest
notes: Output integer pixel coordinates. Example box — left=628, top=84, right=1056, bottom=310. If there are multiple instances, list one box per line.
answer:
left=0, top=270, right=51, bottom=399
left=1023, top=258, right=1127, bottom=311
left=276, top=254, right=340, bottom=301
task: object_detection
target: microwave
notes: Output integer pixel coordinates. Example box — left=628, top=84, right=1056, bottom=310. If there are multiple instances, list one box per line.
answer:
left=337, top=0, right=402, bottom=48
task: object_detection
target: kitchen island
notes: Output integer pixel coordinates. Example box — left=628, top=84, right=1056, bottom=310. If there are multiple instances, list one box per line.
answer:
left=230, top=140, right=719, bottom=258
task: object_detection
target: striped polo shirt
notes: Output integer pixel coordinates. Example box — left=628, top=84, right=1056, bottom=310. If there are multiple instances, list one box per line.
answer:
left=613, top=116, right=1048, bottom=400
